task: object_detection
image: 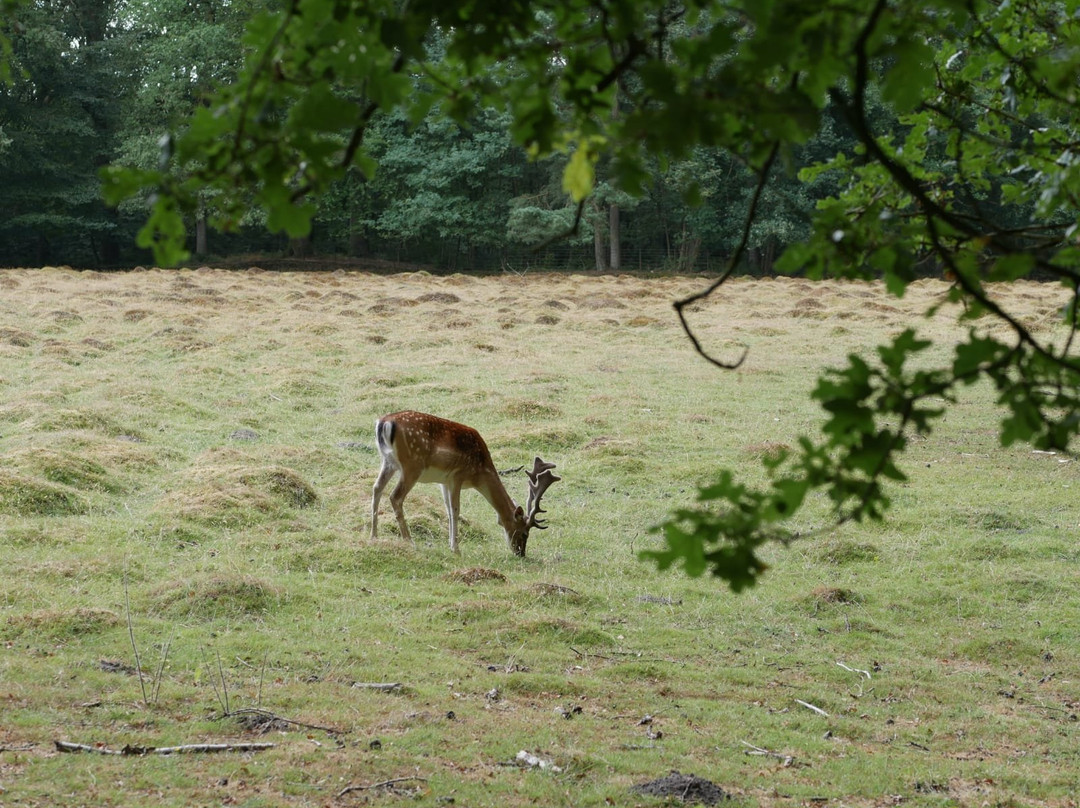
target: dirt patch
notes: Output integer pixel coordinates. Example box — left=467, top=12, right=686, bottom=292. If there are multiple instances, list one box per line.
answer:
left=445, top=567, right=508, bottom=585
left=631, top=771, right=730, bottom=805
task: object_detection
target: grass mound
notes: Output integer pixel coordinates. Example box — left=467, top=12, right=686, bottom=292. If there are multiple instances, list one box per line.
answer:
left=814, top=539, right=880, bottom=565
left=4, top=607, right=119, bottom=640
left=6, top=448, right=121, bottom=493
left=152, top=463, right=317, bottom=526
left=0, top=470, right=88, bottom=515
left=445, top=567, right=508, bottom=585
left=148, top=573, right=281, bottom=619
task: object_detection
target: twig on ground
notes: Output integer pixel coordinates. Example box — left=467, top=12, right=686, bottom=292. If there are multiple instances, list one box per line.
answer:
left=54, top=740, right=275, bottom=755
left=350, top=682, right=403, bottom=692
left=570, top=646, right=613, bottom=661
left=740, top=740, right=795, bottom=767
left=795, top=699, right=829, bottom=717
left=0, top=743, right=37, bottom=753
left=219, top=707, right=343, bottom=735
left=836, top=661, right=872, bottom=679
left=337, top=776, right=428, bottom=798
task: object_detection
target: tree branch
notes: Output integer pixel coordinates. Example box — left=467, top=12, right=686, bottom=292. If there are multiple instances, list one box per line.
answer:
left=673, top=140, right=781, bottom=370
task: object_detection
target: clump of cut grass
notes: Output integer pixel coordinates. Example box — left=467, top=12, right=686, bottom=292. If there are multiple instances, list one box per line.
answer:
left=501, top=399, right=562, bottom=420
left=6, top=448, right=121, bottom=493
left=237, top=467, right=318, bottom=508
left=148, top=573, right=281, bottom=620
left=0, top=470, right=88, bottom=515
left=963, top=538, right=1027, bottom=561
left=4, top=607, right=119, bottom=640
left=0, top=326, right=35, bottom=346
left=524, top=582, right=586, bottom=604
left=507, top=618, right=611, bottom=646
left=444, top=567, right=508, bottom=585
left=972, top=510, right=1031, bottom=533
left=152, top=464, right=317, bottom=526
left=22, top=407, right=138, bottom=439
left=743, top=441, right=791, bottom=461
left=815, top=539, right=880, bottom=565
left=805, top=586, right=864, bottom=608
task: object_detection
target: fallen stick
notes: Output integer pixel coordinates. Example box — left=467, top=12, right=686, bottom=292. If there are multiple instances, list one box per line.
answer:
left=795, top=699, right=829, bottom=717
left=350, top=682, right=403, bottom=692
left=55, top=740, right=275, bottom=756
left=836, top=661, right=872, bottom=679
left=223, top=707, right=343, bottom=735
left=740, top=740, right=795, bottom=767
left=338, top=776, right=428, bottom=798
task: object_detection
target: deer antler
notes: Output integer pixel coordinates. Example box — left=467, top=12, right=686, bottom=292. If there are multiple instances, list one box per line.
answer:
left=525, top=457, right=560, bottom=530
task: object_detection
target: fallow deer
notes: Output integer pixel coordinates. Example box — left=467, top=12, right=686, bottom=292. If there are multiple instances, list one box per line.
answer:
left=370, top=411, right=560, bottom=556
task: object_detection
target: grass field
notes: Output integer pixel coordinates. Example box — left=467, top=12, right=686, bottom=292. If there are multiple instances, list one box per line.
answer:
left=0, top=267, right=1078, bottom=807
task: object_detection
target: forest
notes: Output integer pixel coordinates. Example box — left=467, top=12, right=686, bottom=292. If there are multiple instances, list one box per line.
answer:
left=0, top=0, right=962, bottom=271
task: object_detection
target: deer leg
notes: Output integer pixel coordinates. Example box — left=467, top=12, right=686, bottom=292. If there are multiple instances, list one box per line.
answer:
left=388, top=471, right=419, bottom=543
left=442, top=483, right=462, bottom=554
left=370, top=458, right=399, bottom=540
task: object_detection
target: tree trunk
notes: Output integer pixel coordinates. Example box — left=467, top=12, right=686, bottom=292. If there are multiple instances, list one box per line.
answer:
left=287, top=236, right=312, bottom=257
left=593, top=223, right=608, bottom=272
left=609, top=202, right=621, bottom=271
left=195, top=214, right=208, bottom=257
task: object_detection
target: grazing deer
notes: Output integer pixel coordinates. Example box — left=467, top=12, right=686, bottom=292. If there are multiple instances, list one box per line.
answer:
left=370, top=411, right=560, bottom=556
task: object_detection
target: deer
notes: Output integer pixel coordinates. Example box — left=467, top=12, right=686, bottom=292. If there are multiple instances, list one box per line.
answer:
left=369, top=411, right=560, bottom=556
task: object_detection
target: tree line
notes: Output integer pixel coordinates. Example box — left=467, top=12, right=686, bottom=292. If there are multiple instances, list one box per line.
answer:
left=3, top=0, right=903, bottom=271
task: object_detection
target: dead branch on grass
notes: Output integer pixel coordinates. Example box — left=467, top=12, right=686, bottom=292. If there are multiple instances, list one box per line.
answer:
left=795, top=699, right=829, bottom=717
left=337, top=776, right=428, bottom=799
left=218, top=707, right=344, bottom=735
left=350, top=681, right=403, bottom=692
left=0, top=743, right=37, bottom=753
left=55, top=740, right=275, bottom=755
left=740, top=740, right=795, bottom=767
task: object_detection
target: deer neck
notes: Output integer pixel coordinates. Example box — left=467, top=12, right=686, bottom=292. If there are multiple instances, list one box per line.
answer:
left=475, top=472, right=520, bottom=529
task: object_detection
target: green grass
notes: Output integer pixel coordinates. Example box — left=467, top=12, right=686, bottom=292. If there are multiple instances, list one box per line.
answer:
left=0, top=268, right=1078, bottom=806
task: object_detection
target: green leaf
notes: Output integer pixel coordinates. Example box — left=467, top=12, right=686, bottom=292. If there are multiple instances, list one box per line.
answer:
left=562, top=144, right=595, bottom=203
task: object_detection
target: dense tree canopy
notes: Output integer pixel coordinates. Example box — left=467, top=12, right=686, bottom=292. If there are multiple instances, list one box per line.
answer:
left=4, top=0, right=1080, bottom=587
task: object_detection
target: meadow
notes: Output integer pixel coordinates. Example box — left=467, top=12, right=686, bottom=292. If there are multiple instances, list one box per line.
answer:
left=0, top=266, right=1078, bottom=807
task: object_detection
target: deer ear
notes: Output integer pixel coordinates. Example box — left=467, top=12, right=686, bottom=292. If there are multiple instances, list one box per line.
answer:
left=515, top=505, right=525, bottom=521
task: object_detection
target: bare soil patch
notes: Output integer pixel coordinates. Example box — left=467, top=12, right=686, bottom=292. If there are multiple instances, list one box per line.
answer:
left=631, top=771, right=731, bottom=805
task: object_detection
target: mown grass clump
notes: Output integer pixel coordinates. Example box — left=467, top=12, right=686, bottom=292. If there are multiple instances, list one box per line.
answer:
left=147, top=573, right=282, bottom=620
left=814, top=538, right=880, bottom=565
left=3, top=607, right=119, bottom=640
left=6, top=448, right=122, bottom=492
left=152, top=463, right=317, bottom=526
left=0, top=470, right=88, bottom=515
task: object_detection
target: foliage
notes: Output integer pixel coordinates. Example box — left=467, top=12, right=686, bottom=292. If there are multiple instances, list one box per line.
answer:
left=0, top=0, right=132, bottom=264
left=654, top=0, right=1080, bottom=589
